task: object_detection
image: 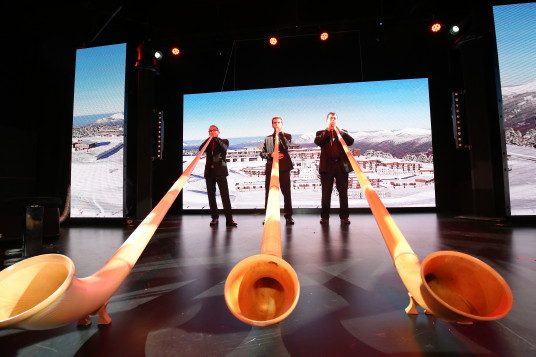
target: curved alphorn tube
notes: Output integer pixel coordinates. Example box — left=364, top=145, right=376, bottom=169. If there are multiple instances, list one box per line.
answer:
left=0, top=138, right=213, bottom=330
left=334, top=127, right=513, bottom=322
left=224, top=131, right=300, bottom=326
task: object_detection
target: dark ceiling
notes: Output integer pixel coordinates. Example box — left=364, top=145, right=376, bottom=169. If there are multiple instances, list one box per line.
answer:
left=1, top=0, right=516, bottom=95
left=2, top=0, right=488, bottom=48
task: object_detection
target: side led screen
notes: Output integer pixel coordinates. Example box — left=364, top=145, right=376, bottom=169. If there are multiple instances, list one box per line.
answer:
left=493, top=2, right=536, bottom=216
left=71, top=43, right=127, bottom=218
left=182, top=78, right=435, bottom=210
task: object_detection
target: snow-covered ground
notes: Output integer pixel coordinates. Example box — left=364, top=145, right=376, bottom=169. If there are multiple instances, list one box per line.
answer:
left=183, top=155, right=436, bottom=210
left=71, top=135, right=124, bottom=217
left=69, top=139, right=535, bottom=216
left=506, top=144, right=536, bottom=215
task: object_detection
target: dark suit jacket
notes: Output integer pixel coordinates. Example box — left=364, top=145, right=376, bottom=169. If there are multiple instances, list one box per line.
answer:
left=199, top=137, right=229, bottom=177
left=314, top=129, right=355, bottom=173
left=260, top=132, right=294, bottom=172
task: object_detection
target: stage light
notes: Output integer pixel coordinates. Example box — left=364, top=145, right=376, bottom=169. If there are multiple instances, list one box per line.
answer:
left=320, top=32, right=329, bottom=41
left=135, top=41, right=160, bottom=73
left=449, top=25, right=460, bottom=35
left=171, top=47, right=180, bottom=56
left=269, top=36, right=278, bottom=46
left=430, top=22, right=442, bottom=33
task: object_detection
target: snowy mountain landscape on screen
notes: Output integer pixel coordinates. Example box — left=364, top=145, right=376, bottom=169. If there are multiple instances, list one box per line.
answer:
left=183, top=127, right=436, bottom=210
left=185, top=128, right=433, bottom=155
left=71, top=112, right=125, bottom=218
left=502, top=79, right=536, bottom=215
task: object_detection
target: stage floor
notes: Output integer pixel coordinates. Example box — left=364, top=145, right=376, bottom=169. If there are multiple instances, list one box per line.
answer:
left=1, top=212, right=535, bottom=356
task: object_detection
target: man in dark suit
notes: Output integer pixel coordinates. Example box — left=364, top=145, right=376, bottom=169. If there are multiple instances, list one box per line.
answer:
left=314, top=112, right=354, bottom=225
left=260, top=117, right=295, bottom=224
left=199, top=125, right=237, bottom=227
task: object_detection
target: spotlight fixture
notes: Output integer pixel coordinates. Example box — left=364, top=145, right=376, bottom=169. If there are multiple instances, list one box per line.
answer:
left=449, top=25, right=460, bottom=35
left=269, top=36, right=278, bottom=46
left=135, top=41, right=160, bottom=73
left=320, top=32, right=329, bottom=41
left=171, top=47, right=181, bottom=56
left=430, top=22, right=442, bottom=33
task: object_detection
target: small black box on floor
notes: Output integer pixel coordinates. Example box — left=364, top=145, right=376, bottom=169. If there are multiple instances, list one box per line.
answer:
left=0, top=197, right=61, bottom=243
left=23, top=205, right=44, bottom=256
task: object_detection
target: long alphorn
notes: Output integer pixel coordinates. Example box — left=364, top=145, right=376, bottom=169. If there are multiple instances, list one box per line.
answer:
left=0, top=138, right=213, bottom=330
left=224, top=130, right=300, bottom=326
left=334, top=127, right=513, bottom=322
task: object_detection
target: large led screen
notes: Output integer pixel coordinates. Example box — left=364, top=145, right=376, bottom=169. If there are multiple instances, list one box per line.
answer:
left=183, top=78, right=435, bottom=210
left=493, top=2, right=536, bottom=216
left=71, top=43, right=127, bottom=218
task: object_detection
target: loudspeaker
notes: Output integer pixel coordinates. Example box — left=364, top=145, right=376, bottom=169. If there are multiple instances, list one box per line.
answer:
left=451, top=90, right=468, bottom=149
left=152, top=110, right=164, bottom=160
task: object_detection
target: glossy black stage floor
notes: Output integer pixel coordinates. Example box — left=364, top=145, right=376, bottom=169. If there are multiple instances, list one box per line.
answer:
left=0, top=212, right=535, bottom=356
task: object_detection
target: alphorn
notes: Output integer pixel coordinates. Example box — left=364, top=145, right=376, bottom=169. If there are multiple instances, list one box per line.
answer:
left=334, top=127, right=513, bottom=322
left=224, top=130, right=300, bottom=326
left=0, top=137, right=213, bottom=330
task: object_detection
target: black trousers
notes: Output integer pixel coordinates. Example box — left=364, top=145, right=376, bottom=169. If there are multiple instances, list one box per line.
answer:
left=320, top=163, right=349, bottom=219
left=206, top=171, right=233, bottom=221
left=264, top=170, right=293, bottom=217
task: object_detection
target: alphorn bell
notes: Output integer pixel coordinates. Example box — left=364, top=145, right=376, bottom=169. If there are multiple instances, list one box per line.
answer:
left=334, top=126, right=513, bottom=322
left=0, top=137, right=213, bottom=330
left=224, top=129, right=300, bottom=326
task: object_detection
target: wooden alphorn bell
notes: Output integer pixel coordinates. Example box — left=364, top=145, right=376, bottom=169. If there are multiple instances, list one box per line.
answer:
left=0, top=138, right=213, bottom=330
left=224, top=129, right=300, bottom=326
left=334, top=126, right=512, bottom=322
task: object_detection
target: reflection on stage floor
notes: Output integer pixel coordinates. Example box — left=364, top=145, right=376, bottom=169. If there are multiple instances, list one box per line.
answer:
left=0, top=213, right=535, bottom=356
